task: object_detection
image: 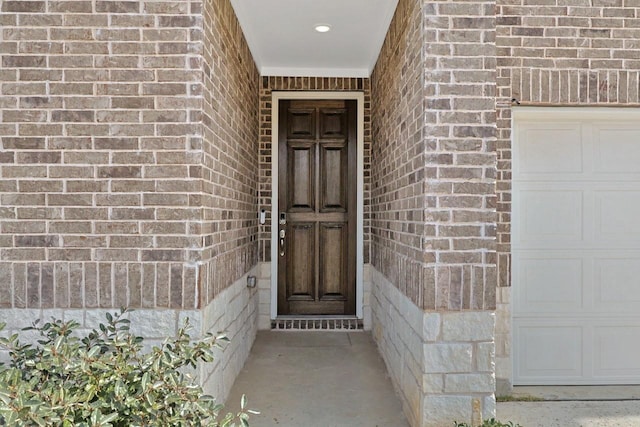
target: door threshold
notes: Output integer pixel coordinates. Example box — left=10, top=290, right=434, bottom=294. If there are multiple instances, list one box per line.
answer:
left=271, top=316, right=363, bottom=331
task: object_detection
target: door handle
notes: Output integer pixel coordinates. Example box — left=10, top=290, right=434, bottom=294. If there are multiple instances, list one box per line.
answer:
left=279, top=229, right=285, bottom=257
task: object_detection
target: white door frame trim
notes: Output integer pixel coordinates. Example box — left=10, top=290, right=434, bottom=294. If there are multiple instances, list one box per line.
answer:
left=270, top=91, right=365, bottom=319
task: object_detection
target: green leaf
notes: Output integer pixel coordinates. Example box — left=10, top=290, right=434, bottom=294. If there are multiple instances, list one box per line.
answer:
left=0, top=310, right=241, bottom=426
left=141, top=372, right=150, bottom=390
left=240, top=394, right=247, bottom=410
left=100, top=412, right=118, bottom=425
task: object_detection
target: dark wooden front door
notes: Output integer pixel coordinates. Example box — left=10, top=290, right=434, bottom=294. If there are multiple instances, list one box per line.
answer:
left=277, top=99, right=357, bottom=315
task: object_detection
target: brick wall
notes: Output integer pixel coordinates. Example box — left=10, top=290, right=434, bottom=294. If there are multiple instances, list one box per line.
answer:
left=257, top=77, right=371, bottom=263
left=0, top=0, right=259, bottom=310
left=496, top=0, right=640, bottom=290
left=423, top=0, right=497, bottom=312
left=371, top=0, right=426, bottom=309
left=372, top=0, right=497, bottom=311
left=200, top=0, right=259, bottom=306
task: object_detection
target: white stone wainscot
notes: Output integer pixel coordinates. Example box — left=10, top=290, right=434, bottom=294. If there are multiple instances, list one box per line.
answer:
left=200, top=267, right=259, bottom=403
left=371, top=267, right=496, bottom=427
left=0, top=307, right=199, bottom=367
left=256, top=261, right=272, bottom=330
left=495, top=285, right=512, bottom=395
left=0, top=267, right=260, bottom=407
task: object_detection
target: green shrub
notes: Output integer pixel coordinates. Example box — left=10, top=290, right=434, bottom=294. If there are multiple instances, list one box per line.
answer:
left=455, top=419, right=522, bottom=427
left=0, top=309, right=253, bottom=426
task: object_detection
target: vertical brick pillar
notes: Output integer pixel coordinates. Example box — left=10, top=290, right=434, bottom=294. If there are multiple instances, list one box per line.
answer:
left=421, top=0, right=497, bottom=425
left=371, top=0, right=498, bottom=425
left=424, top=0, right=497, bottom=310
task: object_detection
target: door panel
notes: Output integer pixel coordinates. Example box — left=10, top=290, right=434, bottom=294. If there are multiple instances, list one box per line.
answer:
left=594, top=126, right=640, bottom=174
left=594, top=326, right=640, bottom=378
left=287, top=223, right=315, bottom=300
left=515, top=323, right=584, bottom=380
left=288, top=109, right=315, bottom=139
left=319, top=223, right=348, bottom=300
left=288, top=142, right=315, bottom=211
left=320, top=109, right=347, bottom=138
left=278, top=99, right=356, bottom=315
left=320, top=143, right=347, bottom=211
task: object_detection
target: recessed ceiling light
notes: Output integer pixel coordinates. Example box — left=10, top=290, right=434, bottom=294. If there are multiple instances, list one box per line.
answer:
left=314, top=24, right=331, bottom=33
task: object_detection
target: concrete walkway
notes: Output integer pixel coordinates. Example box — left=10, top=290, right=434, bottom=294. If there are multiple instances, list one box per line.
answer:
left=225, top=331, right=409, bottom=427
left=498, top=386, right=640, bottom=427
left=498, top=401, right=640, bottom=427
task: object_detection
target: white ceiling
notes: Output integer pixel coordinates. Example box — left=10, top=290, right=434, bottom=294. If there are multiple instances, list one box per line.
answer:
left=230, top=0, right=399, bottom=77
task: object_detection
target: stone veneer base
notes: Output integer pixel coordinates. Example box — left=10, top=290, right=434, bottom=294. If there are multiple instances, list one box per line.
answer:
left=200, top=267, right=259, bottom=403
left=495, top=286, right=512, bottom=396
left=0, top=266, right=259, bottom=405
left=371, top=266, right=496, bottom=427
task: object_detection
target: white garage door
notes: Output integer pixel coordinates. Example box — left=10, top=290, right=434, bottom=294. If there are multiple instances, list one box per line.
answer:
left=513, top=108, right=640, bottom=385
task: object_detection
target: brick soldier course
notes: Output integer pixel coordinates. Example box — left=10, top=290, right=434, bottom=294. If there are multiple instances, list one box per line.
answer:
left=1, top=0, right=639, bottom=426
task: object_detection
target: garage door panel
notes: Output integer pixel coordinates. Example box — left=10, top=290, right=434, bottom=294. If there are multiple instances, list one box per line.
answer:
left=593, top=325, right=640, bottom=378
left=518, top=190, right=583, bottom=244
left=594, top=126, right=640, bottom=175
left=515, top=324, right=584, bottom=382
left=595, top=191, right=640, bottom=239
left=518, top=125, right=583, bottom=175
left=514, top=110, right=640, bottom=385
left=516, top=257, right=583, bottom=312
left=594, top=257, right=640, bottom=311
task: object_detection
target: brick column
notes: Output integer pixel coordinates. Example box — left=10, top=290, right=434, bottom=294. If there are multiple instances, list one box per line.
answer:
left=371, top=0, right=497, bottom=425
left=421, top=1, right=497, bottom=425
